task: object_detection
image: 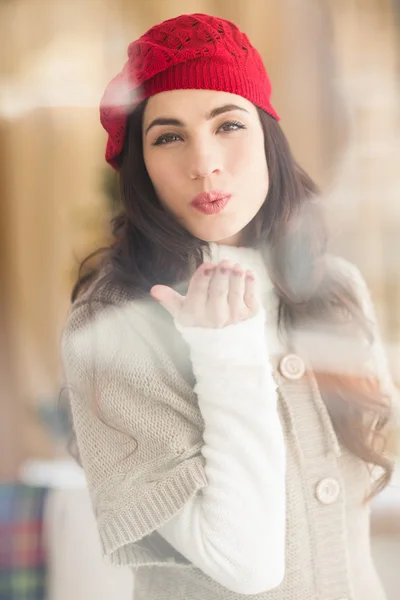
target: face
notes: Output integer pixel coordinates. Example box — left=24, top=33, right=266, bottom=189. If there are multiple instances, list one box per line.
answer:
left=142, top=89, right=269, bottom=246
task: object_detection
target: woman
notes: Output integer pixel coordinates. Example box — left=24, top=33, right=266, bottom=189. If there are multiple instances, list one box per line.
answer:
left=62, top=13, right=398, bottom=600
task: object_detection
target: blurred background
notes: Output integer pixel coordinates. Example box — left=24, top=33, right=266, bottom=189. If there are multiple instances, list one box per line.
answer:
left=0, top=0, right=399, bottom=599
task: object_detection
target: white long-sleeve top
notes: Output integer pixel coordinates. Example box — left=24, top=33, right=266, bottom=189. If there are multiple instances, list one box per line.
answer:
left=156, top=245, right=287, bottom=595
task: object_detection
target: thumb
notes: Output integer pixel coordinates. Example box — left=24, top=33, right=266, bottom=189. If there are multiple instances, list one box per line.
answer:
left=150, top=285, right=184, bottom=319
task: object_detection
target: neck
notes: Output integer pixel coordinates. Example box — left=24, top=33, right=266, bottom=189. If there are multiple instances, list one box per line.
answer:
left=216, top=233, right=243, bottom=247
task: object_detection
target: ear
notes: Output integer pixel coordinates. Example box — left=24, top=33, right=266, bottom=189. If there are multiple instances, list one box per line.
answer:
left=150, top=285, right=184, bottom=320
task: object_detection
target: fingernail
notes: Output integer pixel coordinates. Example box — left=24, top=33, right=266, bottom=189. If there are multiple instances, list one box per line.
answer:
left=245, top=272, right=255, bottom=281
left=233, top=269, right=243, bottom=277
left=203, top=264, right=216, bottom=275
left=219, top=266, right=230, bottom=274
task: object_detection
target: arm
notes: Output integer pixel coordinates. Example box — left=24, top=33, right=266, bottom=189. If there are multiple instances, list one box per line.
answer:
left=157, top=310, right=286, bottom=595
left=348, top=263, right=400, bottom=456
left=61, top=301, right=209, bottom=569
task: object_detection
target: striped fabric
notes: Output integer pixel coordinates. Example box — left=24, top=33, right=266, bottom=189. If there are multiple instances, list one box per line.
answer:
left=0, top=484, right=48, bottom=600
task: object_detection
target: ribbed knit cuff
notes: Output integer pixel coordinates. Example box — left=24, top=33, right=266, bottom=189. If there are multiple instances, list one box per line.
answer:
left=98, top=456, right=207, bottom=568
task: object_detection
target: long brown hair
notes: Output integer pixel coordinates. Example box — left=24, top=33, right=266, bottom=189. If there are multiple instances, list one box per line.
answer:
left=71, top=101, right=395, bottom=497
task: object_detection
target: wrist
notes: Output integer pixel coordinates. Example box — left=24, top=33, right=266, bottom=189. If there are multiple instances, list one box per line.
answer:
left=175, top=310, right=268, bottom=365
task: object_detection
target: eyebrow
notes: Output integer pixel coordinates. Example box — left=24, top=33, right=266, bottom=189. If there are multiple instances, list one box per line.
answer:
left=144, top=103, right=249, bottom=135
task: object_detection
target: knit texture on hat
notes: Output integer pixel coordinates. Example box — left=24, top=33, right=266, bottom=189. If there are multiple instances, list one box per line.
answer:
left=100, top=13, right=279, bottom=170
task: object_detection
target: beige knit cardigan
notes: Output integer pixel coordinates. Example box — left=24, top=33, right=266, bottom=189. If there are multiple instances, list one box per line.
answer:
left=61, top=257, right=398, bottom=600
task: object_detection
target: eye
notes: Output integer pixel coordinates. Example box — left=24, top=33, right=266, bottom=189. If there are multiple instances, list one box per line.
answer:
left=152, top=132, right=182, bottom=146
left=218, top=120, right=246, bottom=133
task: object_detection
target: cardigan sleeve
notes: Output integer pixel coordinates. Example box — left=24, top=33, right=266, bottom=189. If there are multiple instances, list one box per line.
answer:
left=61, top=299, right=208, bottom=569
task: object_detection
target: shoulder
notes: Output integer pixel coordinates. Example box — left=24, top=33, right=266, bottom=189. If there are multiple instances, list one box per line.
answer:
left=61, top=286, right=195, bottom=410
left=61, top=285, right=171, bottom=369
left=324, top=254, right=372, bottom=311
left=325, top=254, right=367, bottom=287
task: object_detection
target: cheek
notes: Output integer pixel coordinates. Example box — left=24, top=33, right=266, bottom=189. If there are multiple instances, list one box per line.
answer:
left=230, top=135, right=268, bottom=187
left=144, top=153, right=188, bottom=219
left=145, top=153, right=176, bottom=197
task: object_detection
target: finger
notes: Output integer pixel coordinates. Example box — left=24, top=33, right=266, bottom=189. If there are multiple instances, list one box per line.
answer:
left=207, top=260, right=232, bottom=326
left=150, top=285, right=184, bottom=320
left=182, top=263, right=216, bottom=322
left=243, top=270, right=260, bottom=314
left=228, top=264, right=246, bottom=323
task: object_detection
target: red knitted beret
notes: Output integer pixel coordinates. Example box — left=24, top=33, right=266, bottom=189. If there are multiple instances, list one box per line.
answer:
left=100, top=13, right=279, bottom=170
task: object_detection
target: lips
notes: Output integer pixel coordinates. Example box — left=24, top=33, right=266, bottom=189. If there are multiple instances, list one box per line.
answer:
left=191, top=191, right=232, bottom=215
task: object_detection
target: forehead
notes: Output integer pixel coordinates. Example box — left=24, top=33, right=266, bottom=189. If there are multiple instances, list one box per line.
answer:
left=143, top=89, right=256, bottom=123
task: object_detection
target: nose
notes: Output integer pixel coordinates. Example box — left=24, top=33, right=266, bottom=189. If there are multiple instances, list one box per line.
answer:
left=188, top=140, right=223, bottom=180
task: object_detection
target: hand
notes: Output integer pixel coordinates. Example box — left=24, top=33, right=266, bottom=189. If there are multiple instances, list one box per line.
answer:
left=150, top=260, right=260, bottom=328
